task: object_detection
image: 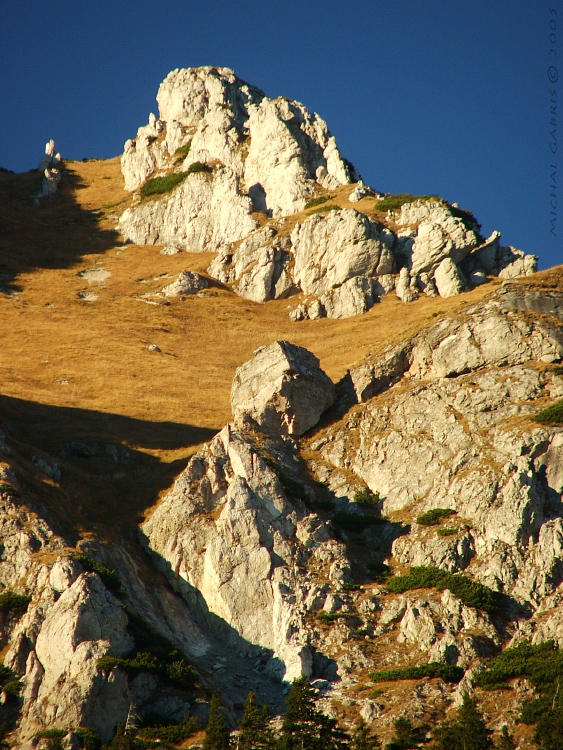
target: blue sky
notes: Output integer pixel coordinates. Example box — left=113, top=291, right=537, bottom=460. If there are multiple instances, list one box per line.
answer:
left=1, top=0, right=561, bottom=269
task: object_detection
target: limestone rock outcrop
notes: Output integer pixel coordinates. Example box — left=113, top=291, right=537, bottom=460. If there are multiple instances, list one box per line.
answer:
left=35, top=140, right=61, bottom=204
left=117, top=69, right=537, bottom=316
left=231, top=341, right=335, bottom=436
left=119, top=66, right=357, bottom=251
left=320, top=288, right=563, bottom=607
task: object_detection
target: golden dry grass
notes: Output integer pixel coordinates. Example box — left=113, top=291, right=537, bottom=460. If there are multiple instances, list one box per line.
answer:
left=0, top=158, right=560, bottom=540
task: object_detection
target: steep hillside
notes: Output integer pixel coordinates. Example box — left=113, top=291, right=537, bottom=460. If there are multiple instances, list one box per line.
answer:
left=0, top=67, right=562, bottom=750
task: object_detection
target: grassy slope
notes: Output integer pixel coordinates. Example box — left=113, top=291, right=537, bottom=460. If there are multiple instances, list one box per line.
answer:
left=0, top=158, right=560, bottom=540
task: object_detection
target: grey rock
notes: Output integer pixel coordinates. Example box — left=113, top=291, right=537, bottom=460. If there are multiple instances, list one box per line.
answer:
left=231, top=341, right=335, bottom=436
left=162, top=270, right=209, bottom=296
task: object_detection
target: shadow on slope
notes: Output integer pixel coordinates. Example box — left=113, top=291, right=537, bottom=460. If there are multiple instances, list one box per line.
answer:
left=0, top=394, right=216, bottom=542
left=0, top=163, right=121, bottom=292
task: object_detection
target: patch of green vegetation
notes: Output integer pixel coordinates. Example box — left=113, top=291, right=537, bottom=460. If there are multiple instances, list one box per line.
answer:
left=370, top=688, right=385, bottom=699
left=307, top=204, right=341, bottom=215
left=437, top=526, right=458, bottom=537
left=370, top=661, right=464, bottom=684
left=70, top=555, right=122, bottom=595
left=138, top=716, right=200, bottom=743
left=0, top=590, right=31, bottom=615
left=2, top=679, right=22, bottom=699
left=533, top=399, right=563, bottom=425
left=316, top=611, right=357, bottom=625
left=375, top=193, right=441, bottom=212
left=416, top=508, right=457, bottom=526
left=97, top=611, right=197, bottom=691
left=186, top=161, right=213, bottom=176
left=368, top=561, right=392, bottom=582
left=0, top=483, right=20, bottom=499
left=36, top=729, right=67, bottom=739
left=173, top=139, right=192, bottom=162
left=446, top=202, right=482, bottom=233
left=354, top=488, right=380, bottom=506
left=140, top=172, right=188, bottom=198
left=551, top=365, right=563, bottom=375
left=75, top=728, right=102, bottom=750
left=341, top=582, right=361, bottom=592
left=304, top=195, right=332, bottom=209
left=385, top=566, right=500, bottom=613
left=473, top=641, right=563, bottom=691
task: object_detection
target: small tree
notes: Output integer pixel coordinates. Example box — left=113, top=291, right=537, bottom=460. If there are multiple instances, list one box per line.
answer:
left=352, top=719, right=381, bottom=750
left=385, top=717, right=421, bottom=750
left=278, top=678, right=349, bottom=750
left=204, top=694, right=231, bottom=750
left=433, top=694, right=492, bottom=750
left=238, top=692, right=274, bottom=750
left=496, top=725, right=516, bottom=750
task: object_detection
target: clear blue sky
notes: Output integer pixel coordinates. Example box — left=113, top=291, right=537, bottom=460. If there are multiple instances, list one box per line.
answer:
left=1, top=0, right=561, bottom=269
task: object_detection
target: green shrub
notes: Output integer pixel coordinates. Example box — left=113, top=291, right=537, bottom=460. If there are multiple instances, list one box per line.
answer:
left=0, top=590, right=31, bottom=614
left=375, top=193, right=440, bottom=212
left=140, top=172, right=188, bottom=198
left=304, top=195, right=331, bottom=209
left=97, top=612, right=197, bottom=691
left=437, top=527, right=458, bottom=537
left=138, top=716, right=200, bottom=743
left=473, top=641, right=563, bottom=691
left=551, top=365, right=563, bottom=375
left=307, top=204, right=341, bottom=215
left=0, top=483, right=20, bottom=498
left=354, top=489, right=380, bottom=506
left=385, top=566, right=500, bottom=613
left=316, top=611, right=356, bottom=625
left=2, top=679, right=22, bottom=698
left=416, top=508, right=457, bottom=526
left=370, top=661, right=464, bottom=684
left=186, top=161, right=213, bottom=176
left=70, top=555, right=122, bottom=595
left=75, top=728, right=102, bottom=750
left=174, top=140, right=192, bottom=162
left=533, top=399, right=563, bottom=425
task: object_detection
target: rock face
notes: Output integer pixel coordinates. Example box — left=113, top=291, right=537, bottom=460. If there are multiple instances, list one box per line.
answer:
left=117, top=69, right=537, bottom=317
left=231, top=341, right=335, bottom=436
left=119, top=66, right=357, bottom=251
left=320, top=288, right=563, bottom=608
left=4, top=279, right=563, bottom=743
left=141, top=423, right=346, bottom=685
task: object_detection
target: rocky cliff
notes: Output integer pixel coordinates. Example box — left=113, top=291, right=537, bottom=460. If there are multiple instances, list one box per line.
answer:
left=119, top=67, right=536, bottom=320
left=0, top=68, right=559, bottom=749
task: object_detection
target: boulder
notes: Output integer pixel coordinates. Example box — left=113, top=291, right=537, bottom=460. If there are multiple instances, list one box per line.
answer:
left=231, top=341, right=335, bottom=436
left=290, top=209, right=394, bottom=296
left=162, top=270, right=209, bottom=297
left=319, top=276, right=378, bottom=319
